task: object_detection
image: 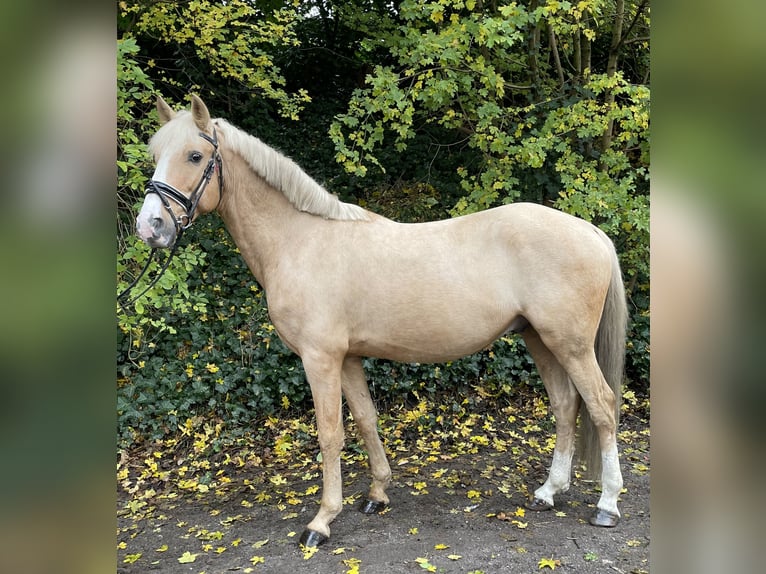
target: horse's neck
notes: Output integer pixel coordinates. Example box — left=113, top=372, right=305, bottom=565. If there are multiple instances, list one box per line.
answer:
left=217, top=159, right=303, bottom=286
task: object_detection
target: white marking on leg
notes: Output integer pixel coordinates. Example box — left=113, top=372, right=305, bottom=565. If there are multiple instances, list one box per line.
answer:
left=596, top=444, right=623, bottom=516
left=534, top=445, right=574, bottom=506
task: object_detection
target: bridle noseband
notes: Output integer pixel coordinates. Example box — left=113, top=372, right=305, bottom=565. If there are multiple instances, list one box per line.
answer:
left=117, top=128, right=224, bottom=308
left=145, top=128, right=224, bottom=237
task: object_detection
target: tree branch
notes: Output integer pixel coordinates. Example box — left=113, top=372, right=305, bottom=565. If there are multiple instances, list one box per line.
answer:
left=615, top=0, right=649, bottom=53
left=549, top=27, right=565, bottom=88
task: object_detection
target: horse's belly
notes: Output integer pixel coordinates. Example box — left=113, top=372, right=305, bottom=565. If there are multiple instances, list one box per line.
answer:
left=348, top=299, right=519, bottom=363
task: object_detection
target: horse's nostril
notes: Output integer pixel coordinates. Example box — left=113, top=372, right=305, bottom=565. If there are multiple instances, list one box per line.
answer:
left=151, top=217, right=164, bottom=230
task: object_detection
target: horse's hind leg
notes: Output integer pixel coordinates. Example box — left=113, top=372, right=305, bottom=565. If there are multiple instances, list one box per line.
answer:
left=552, top=344, right=623, bottom=527
left=341, top=356, right=392, bottom=513
left=522, top=329, right=580, bottom=511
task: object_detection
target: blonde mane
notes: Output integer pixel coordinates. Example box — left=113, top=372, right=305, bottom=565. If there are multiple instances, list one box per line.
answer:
left=215, top=119, right=370, bottom=222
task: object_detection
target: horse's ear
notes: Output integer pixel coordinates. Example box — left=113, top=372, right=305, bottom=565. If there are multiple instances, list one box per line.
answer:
left=156, top=96, right=176, bottom=125
left=190, top=94, right=211, bottom=131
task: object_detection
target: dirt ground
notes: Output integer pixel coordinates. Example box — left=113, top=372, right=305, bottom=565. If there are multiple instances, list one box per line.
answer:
left=117, top=412, right=649, bottom=574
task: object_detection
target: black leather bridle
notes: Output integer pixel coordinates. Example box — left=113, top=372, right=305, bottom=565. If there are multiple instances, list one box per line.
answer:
left=118, top=128, right=224, bottom=307
left=146, top=129, right=223, bottom=236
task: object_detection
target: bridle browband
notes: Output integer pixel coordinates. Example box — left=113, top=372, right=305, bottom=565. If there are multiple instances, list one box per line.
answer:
left=117, top=128, right=224, bottom=308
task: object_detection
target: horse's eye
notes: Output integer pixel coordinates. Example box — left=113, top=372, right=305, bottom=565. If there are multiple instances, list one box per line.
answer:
left=189, top=151, right=203, bottom=164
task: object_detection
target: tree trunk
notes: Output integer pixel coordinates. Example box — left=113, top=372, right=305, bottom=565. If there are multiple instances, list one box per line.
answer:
left=549, top=27, right=565, bottom=89
left=527, top=0, right=541, bottom=102
left=599, top=0, right=625, bottom=164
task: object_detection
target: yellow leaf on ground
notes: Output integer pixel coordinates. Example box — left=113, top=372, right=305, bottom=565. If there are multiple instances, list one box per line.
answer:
left=538, top=557, right=561, bottom=569
left=177, top=551, right=197, bottom=563
left=512, top=520, right=528, bottom=529
left=301, top=545, right=318, bottom=560
left=123, top=553, right=141, bottom=564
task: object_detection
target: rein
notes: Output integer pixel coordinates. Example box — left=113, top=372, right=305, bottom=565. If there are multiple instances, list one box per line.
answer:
left=117, top=128, right=223, bottom=308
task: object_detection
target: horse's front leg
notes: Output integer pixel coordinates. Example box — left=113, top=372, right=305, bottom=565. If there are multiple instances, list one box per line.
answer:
left=341, top=356, right=391, bottom=513
left=299, top=351, right=345, bottom=547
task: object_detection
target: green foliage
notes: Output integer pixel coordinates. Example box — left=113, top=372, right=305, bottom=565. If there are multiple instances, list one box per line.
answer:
left=116, top=37, right=156, bottom=219
left=117, top=37, right=209, bottom=337
left=360, top=182, right=447, bottom=223
left=120, top=0, right=310, bottom=119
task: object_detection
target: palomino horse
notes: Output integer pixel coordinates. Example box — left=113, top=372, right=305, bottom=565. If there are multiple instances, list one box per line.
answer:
left=135, top=95, right=628, bottom=547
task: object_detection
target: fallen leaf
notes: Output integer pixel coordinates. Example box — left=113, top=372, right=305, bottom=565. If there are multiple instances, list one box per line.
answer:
left=178, top=551, right=197, bottom=563
left=343, top=557, right=361, bottom=574
left=538, top=557, right=561, bottom=570
left=123, top=553, right=141, bottom=564
left=447, top=554, right=462, bottom=560
left=511, top=520, right=528, bottom=529
left=415, top=557, right=437, bottom=572
left=434, top=543, right=449, bottom=550
left=301, top=544, right=318, bottom=560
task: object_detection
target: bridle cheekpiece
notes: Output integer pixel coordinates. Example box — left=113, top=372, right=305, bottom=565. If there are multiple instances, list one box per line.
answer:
left=145, top=127, right=224, bottom=239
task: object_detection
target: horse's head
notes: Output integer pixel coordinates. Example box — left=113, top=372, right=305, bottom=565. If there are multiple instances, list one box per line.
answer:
left=136, top=95, right=223, bottom=248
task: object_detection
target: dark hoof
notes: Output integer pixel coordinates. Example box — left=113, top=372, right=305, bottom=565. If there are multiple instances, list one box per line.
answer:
left=525, top=497, right=553, bottom=511
left=299, top=529, right=328, bottom=547
left=589, top=508, right=620, bottom=527
left=359, top=499, right=388, bottom=515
